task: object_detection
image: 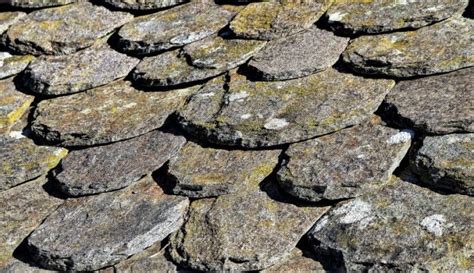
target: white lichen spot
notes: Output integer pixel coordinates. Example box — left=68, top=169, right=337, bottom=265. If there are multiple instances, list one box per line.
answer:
left=123, top=102, right=137, bottom=109
left=53, top=149, right=65, bottom=157
left=0, top=52, right=12, bottom=67
left=8, top=130, right=24, bottom=139
left=420, top=214, right=452, bottom=237
left=80, top=108, right=92, bottom=114
left=264, top=118, right=289, bottom=130
left=227, top=91, right=248, bottom=103
left=386, top=130, right=414, bottom=145
left=334, top=199, right=373, bottom=228
left=199, top=92, right=215, bottom=98
left=357, top=154, right=366, bottom=159
left=328, top=11, right=346, bottom=22
left=240, top=114, right=253, bottom=120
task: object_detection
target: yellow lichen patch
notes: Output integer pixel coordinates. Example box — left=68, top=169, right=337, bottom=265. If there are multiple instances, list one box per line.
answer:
left=0, top=79, right=34, bottom=133
left=230, top=2, right=280, bottom=35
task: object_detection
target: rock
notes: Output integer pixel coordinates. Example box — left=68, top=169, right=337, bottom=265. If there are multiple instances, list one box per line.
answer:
left=3, top=0, right=77, bottom=8
left=178, top=69, right=395, bottom=148
left=0, top=78, right=34, bottom=135
left=26, top=176, right=189, bottom=271
left=54, top=130, right=186, bottom=197
left=229, top=1, right=331, bottom=40
left=277, top=124, right=412, bottom=202
left=0, top=260, right=54, bottom=273
left=117, top=3, right=236, bottom=55
left=326, top=0, right=469, bottom=34
left=104, top=0, right=187, bottom=10
left=382, top=67, right=473, bottom=134
left=342, top=17, right=474, bottom=77
left=0, top=177, right=63, bottom=269
left=247, top=28, right=348, bottom=81
left=169, top=183, right=329, bottom=271
left=168, top=141, right=280, bottom=198
left=412, top=134, right=473, bottom=195
left=261, top=248, right=326, bottom=273
left=3, top=2, right=133, bottom=55
left=0, top=12, right=25, bottom=35
left=23, top=44, right=139, bottom=96
left=0, top=135, right=67, bottom=191
left=0, top=52, right=34, bottom=79
left=31, top=80, right=198, bottom=147
left=308, top=176, right=473, bottom=272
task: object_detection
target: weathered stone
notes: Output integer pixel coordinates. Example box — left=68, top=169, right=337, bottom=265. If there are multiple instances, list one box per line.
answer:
left=2, top=0, right=77, bottom=8
left=0, top=259, right=54, bottom=273
left=0, top=12, right=25, bottom=35
left=261, top=248, right=326, bottom=273
left=4, top=2, right=133, bottom=55
left=0, top=177, right=63, bottom=269
left=104, top=0, right=187, bottom=10
left=277, top=124, right=412, bottom=202
left=342, top=17, right=474, bottom=77
left=247, top=28, right=348, bottom=81
left=0, top=52, right=34, bottom=79
left=117, top=3, right=236, bottom=55
left=308, top=176, right=473, bottom=272
left=412, top=134, right=473, bottom=195
left=178, top=69, right=395, bottom=148
left=168, top=141, right=280, bottom=198
left=27, top=176, right=189, bottom=271
left=382, top=67, right=473, bottom=134
left=0, top=78, right=34, bottom=135
left=23, top=45, right=139, bottom=96
left=326, top=0, right=469, bottom=34
left=54, top=130, right=186, bottom=197
left=0, top=135, right=67, bottom=191
left=229, top=1, right=332, bottom=40
left=170, top=183, right=329, bottom=271
left=31, top=80, right=198, bottom=147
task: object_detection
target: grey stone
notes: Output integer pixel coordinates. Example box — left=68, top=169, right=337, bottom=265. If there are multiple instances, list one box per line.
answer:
left=104, top=0, right=187, bottom=10
left=1, top=0, right=78, bottom=8
left=0, top=12, right=26, bottom=35
left=277, top=123, right=412, bottom=202
left=382, top=67, right=474, bottom=134
left=342, top=17, right=474, bottom=77
left=308, top=176, right=473, bottom=272
left=0, top=260, right=54, bottom=273
left=0, top=77, right=34, bottom=135
left=412, top=134, right=473, bottom=195
left=26, top=176, right=189, bottom=272
left=54, top=130, right=186, bottom=197
left=168, top=141, right=280, bottom=198
left=261, top=248, right=326, bottom=273
left=247, top=28, right=348, bottom=81
left=31, top=80, right=199, bottom=147
left=0, top=52, right=34, bottom=79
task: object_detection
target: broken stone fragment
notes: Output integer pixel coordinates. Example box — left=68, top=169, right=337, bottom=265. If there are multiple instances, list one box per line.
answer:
left=26, top=176, right=189, bottom=272
left=229, top=1, right=332, bottom=40
left=0, top=177, right=63, bottom=269
left=247, top=28, right=349, bottom=81
left=277, top=124, right=412, bottom=202
left=2, top=0, right=77, bottom=8
left=342, top=17, right=474, bottom=77
left=382, top=67, right=473, bottom=134
left=307, top=176, right=473, bottom=272
left=0, top=52, right=34, bottom=79
left=23, top=45, right=139, bottom=96
left=178, top=69, right=395, bottom=148
left=31, top=80, right=199, bottom=147
left=54, top=130, right=186, bottom=197
left=3, top=2, right=133, bottom=55
left=0, top=12, right=26, bottom=35
left=261, top=248, right=326, bottom=273
left=0, top=78, right=34, bottom=135
left=412, top=134, right=473, bottom=196
left=104, top=0, right=187, bottom=10
left=117, top=2, right=236, bottom=55
left=168, top=141, right=280, bottom=198
left=326, top=0, right=469, bottom=34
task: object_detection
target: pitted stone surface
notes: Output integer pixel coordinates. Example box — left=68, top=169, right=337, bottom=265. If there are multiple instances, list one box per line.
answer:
left=277, top=124, right=412, bottom=202
left=104, top=0, right=187, bottom=10
left=413, top=134, right=473, bottom=196
left=23, top=44, right=139, bottom=96
left=382, top=67, right=473, bottom=134
left=0, top=12, right=25, bottom=35
left=342, top=17, right=474, bottom=77
left=178, top=69, right=395, bottom=148
left=26, top=176, right=189, bottom=272
left=247, top=28, right=348, bottom=80
left=261, top=248, right=326, bottom=273
left=326, top=0, right=469, bottom=34
left=168, top=141, right=280, bottom=198
left=117, top=3, right=236, bottom=55
left=4, top=2, right=133, bottom=55
left=308, top=176, right=473, bottom=272
left=31, top=80, right=198, bottom=147
left=3, top=0, right=78, bottom=8
left=0, top=52, right=34, bottom=79
left=0, top=78, right=34, bottom=135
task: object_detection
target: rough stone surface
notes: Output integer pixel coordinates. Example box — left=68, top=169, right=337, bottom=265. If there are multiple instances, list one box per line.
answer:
left=277, top=124, right=412, bottom=202
left=178, top=69, right=395, bottom=148
left=27, top=176, right=189, bottom=272
left=247, top=28, right=348, bottom=81
left=23, top=44, right=139, bottom=96
left=0, top=260, right=54, bottom=273
left=382, top=67, right=473, bottom=134
left=4, top=2, right=133, bottom=55
left=168, top=141, right=280, bottom=198
left=0, top=177, right=63, bottom=269
left=413, top=134, right=473, bottom=196
left=54, top=130, right=186, bottom=196
left=31, top=80, right=198, bottom=147
left=229, top=1, right=331, bottom=40
left=104, top=0, right=187, bottom=10
left=170, top=183, right=329, bottom=271
left=326, top=0, right=469, bottom=34
left=342, top=17, right=474, bottom=77
left=0, top=78, right=34, bottom=135
left=117, top=3, right=236, bottom=55
left=0, top=52, right=34, bottom=79
left=0, top=135, right=67, bottom=191
left=2, top=0, right=77, bottom=8
left=308, top=176, right=473, bottom=272
left=0, top=12, right=25, bottom=35
left=261, top=248, right=326, bottom=273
